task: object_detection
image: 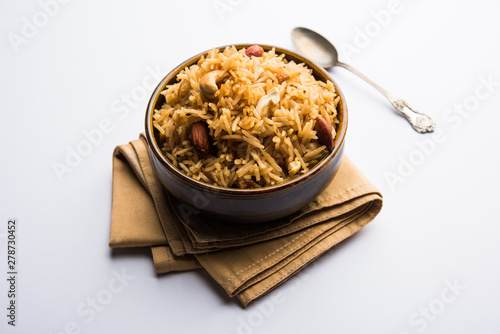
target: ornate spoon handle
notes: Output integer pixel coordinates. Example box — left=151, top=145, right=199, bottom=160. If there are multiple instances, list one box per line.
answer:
left=336, top=61, right=436, bottom=133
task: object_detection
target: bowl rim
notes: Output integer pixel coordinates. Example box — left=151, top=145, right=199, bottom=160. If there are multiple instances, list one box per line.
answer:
left=145, top=44, right=348, bottom=195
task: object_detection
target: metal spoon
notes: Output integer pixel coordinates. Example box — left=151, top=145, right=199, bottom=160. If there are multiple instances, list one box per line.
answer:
left=291, top=27, right=435, bottom=133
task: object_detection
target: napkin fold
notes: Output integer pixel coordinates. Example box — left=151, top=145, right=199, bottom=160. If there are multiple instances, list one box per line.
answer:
left=109, top=134, right=383, bottom=306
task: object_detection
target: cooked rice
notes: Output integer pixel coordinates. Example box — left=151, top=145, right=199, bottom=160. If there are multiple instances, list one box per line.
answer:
left=153, top=46, right=340, bottom=188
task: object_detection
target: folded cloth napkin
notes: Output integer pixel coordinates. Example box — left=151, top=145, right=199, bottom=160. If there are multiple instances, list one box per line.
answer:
left=109, top=134, right=383, bottom=307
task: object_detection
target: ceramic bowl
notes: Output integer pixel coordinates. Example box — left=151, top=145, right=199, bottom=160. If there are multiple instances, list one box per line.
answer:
left=145, top=44, right=348, bottom=223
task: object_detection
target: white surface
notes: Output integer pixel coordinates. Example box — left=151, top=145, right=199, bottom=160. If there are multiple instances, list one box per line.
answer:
left=1, top=0, right=500, bottom=333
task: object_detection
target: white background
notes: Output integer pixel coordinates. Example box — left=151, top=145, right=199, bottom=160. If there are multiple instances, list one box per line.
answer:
left=1, top=0, right=500, bottom=333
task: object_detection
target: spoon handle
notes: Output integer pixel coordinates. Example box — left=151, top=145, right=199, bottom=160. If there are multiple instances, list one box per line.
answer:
left=336, top=61, right=436, bottom=133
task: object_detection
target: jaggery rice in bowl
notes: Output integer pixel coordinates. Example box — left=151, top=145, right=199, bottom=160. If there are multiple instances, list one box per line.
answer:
left=145, top=44, right=347, bottom=223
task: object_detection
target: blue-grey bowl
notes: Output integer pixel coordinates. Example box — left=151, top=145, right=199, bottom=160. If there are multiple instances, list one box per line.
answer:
left=145, top=44, right=347, bottom=223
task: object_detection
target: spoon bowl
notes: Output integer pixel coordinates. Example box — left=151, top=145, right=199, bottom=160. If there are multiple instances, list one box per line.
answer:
left=291, top=27, right=338, bottom=69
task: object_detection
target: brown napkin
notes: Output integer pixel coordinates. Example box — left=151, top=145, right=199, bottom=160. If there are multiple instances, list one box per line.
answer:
left=109, top=134, right=383, bottom=307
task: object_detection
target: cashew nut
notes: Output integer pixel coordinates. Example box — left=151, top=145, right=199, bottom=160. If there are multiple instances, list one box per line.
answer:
left=255, top=87, right=280, bottom=116
left=288, top=160, right=301, bottom=176
left=200, top=70, right=230, bottom=99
